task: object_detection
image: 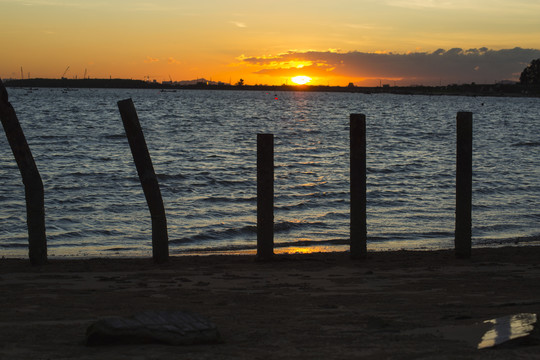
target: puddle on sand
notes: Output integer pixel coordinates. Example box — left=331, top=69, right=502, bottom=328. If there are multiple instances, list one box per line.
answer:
left=405, top=313, right=538, bottom=349
left=477, top=313, right=537, bottom=349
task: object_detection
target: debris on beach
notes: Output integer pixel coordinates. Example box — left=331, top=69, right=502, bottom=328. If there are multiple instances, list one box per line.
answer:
left=86, top=310, right=221, bottom=346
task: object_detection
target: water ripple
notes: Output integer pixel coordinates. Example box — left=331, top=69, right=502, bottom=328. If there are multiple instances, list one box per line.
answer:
left=1, top=89, right=539, bottom=256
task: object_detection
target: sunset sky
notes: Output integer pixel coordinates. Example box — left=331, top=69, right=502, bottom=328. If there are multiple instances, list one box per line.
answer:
left=2, top=0, right=540, bottom=86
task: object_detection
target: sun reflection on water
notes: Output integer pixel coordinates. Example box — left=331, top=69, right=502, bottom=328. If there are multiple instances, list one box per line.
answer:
left=275, top=244, right=349, bottom=254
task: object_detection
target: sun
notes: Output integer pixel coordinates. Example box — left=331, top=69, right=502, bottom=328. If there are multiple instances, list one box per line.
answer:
left=291, top=75, right=312, bottom=85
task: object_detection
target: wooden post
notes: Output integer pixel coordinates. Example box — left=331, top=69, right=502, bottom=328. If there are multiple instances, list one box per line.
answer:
left=455, top=111, right=472, bottom=258
left=117, top=98, right=169, bottom=263
left=350, top=114, right=367, bottom=259
left=0, top=79, right=47, bottom=265
left=257, top=133, right=274, bottom=260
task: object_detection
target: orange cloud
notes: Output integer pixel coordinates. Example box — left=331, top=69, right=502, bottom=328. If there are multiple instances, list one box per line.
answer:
left=230, top=21, right=247, bottom=28
left=144, top=56, right=160, bottom=63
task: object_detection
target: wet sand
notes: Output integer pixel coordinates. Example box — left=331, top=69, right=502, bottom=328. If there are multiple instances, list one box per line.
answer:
left=1, top=247, right=540, bottom=359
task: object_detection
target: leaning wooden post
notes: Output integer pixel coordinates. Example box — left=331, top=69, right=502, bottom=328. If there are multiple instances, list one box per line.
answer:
left=0, top=79, right=47, bottom=265
left=455, top=111, right=473, bottom=258
left=117, top=99, right=169, bottom=263
left=257, top=133, right=274, bottom=260
left=350, top=114, right=367, bottom=259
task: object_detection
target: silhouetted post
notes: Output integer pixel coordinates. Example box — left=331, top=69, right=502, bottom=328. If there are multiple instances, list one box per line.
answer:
left=118, top=98, right=169, bottom=263
left=257, top=133, right=274, bottom=260
left=350, top=114, right=367, bottom=259
left=455, top=112, right=472, bottom=258
left=0, top=79, right=47, bottom=265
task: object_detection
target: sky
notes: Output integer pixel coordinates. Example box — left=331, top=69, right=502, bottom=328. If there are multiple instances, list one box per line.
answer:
left=1, top=0, right=540, bottom=86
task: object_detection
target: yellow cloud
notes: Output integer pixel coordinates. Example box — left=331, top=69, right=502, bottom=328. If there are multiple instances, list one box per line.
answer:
left=144, top=56, right=160, bottom=63
left=230, top=21, right=247, bottom=28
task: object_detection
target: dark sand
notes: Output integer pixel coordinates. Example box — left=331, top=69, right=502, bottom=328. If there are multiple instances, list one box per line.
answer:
left=1, top=247, right=540, bottom=359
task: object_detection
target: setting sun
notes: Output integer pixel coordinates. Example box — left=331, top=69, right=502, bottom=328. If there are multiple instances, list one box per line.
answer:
left=291, top=76, right=312, bottom=85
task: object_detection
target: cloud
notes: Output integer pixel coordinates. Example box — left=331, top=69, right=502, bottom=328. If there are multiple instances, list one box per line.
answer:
left=385, top=0, right=540, bottom=16
left=230, top=21, right=247, bottom=28
left=241, top=48, right=540, bottom=84
left=144, top=56, right=160, bottom=63
left=9, top=0, right=181, bottom=11
left=11, top=0, right=115, bottom=9
left=385, top=0, right=470, bottom=10
left=168, top=57, right=181, bottom=65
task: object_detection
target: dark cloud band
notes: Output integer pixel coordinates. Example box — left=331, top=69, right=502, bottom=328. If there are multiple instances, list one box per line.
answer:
left=243, top=47, right=540, bottom=84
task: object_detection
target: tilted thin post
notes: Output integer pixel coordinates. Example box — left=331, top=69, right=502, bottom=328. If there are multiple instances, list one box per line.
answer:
left=350, top=114, right=367, bottom=259
left=455, top=112, right=473, bottom=258
left=117, top=98, right=169, bottom=263
left=257, top=133, right=274, bottom=260
left=0, top=79, right=47, bottom=265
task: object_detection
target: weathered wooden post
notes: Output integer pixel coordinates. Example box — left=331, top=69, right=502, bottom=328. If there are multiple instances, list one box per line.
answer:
left=455, top=111, right=473, bottom=258
left=0, top=79, right=47, bottom=265
left=257, top=133, right=274, bottom=260
left=117, top=99, right=169, bottom=263
left=350, top=114, right=367, bottom=259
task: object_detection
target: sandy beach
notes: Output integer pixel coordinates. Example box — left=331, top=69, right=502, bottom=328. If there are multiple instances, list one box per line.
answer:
left=1, top=247, right=540, bottom=359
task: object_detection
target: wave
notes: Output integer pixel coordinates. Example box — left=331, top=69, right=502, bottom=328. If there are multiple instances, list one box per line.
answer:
left=273, top=238, right=349, bottom=248
left=274, top=220, right=327, bottom=232
left=102, top=247, right=140, bottom=252
left=178, top=172, right=256, bottom=188
left=34, top=135, right=71, bottom=140
left=511, top=141, right=540, bottom=147
left=366, top=230, right=454, bottom=242
left=170, top=220, right=328, bottom=245
left=104, top=134, right=127, bottom=140
left=0, top=242, right=28, bottom=249
left=367, top=162, right=426, bottom=174
left=274, top=200, right=311, bottom=211
left=474, top=234, right=540, bottom=246
left=170, top=225, right=257, bottom=244
left=156, top=173, right=187, bottom=180
left=47, top=231, right=86, bottom=240
left=317, top=211, right=348, bottom=220
left=46, top=229, right=125, bottom=242
left=172, top=238, right=349, bottom=254
left=199, top=196, right=255, bottom=203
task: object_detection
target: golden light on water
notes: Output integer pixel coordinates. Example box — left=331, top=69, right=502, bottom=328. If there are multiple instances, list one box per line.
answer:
left=275, top=244, right=350, bottom=254
left=291, top=76, right=312, bottom=85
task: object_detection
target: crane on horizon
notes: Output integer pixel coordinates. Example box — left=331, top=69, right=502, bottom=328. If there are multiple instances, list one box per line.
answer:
left=62, top=66, right=70, bottom=79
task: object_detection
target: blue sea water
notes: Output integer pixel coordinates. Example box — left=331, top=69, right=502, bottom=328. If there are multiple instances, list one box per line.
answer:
left=1, top=87, right=539, bottom=257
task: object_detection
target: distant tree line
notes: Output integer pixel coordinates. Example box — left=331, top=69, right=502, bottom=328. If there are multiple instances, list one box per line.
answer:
left=520, top=59, right=540, bottom=85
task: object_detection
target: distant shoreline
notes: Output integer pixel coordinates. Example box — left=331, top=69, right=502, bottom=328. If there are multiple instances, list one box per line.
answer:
left=4, top=78, right=540, bottom=97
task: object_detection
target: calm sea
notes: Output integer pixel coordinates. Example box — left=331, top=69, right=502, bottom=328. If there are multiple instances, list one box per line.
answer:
left=1, top=88, right=539, bottom=257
